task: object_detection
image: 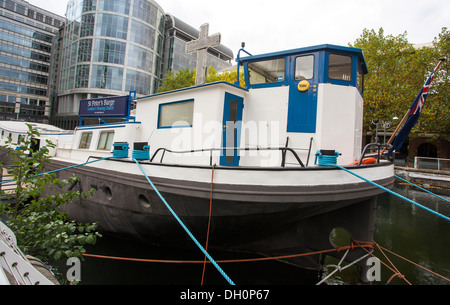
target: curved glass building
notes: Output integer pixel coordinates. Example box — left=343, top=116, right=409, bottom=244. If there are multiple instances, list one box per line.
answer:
left=52, top=0, right=233, bottom=129
left=54, top=0, right=166, bottom=128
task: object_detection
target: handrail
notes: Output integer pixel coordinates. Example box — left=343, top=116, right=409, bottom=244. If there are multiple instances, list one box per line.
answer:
left=150, top=146, right=307, bottom=167
left=357, top=143, right=394, bottom=166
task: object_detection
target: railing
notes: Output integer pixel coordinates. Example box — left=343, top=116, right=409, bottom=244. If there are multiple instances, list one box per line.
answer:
left=414, top=157, right=450, bottom=171
left=150, top=146, right=310, bottom=167
left=0, top=166, right=17, bottom=194
left=354, top=143, right=394, bottom=166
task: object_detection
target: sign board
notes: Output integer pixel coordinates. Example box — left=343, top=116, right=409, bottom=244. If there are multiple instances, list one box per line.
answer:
left=79, top=96, right=129, bottom=117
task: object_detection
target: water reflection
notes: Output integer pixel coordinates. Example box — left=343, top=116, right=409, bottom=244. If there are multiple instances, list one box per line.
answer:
left=77, top=185, right=449, bottom=285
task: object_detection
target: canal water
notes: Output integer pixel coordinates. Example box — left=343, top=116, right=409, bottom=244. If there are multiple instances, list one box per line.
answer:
left=70, top=183, right=449, bottom=286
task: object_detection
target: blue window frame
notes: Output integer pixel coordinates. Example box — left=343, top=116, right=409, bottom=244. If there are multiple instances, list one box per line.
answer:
left=157, top=99, right=194, bottom=129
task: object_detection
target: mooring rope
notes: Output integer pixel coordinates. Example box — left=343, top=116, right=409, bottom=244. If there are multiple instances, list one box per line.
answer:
left=0, top=156, right=114, bottom=185
left=333, top=165, right=450, bottom=222
left=394, top=174, right=450, bottom=204
left=133, top=159, right=235, bottom=285
left=201, top=164, right=215, bottom=285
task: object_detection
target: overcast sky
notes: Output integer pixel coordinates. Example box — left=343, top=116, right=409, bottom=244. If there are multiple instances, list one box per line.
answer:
left=28, top=0, right=449, bottom=56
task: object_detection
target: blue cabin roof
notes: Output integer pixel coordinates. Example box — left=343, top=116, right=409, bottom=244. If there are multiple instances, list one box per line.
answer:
left=239, top=44, right=368, bottom=73
left=238, top=44, right=368, bottom=92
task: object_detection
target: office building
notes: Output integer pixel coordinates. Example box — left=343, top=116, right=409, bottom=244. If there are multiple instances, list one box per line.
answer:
left=51, top=0, right=233, bottom=129
left=0, top=0, right=65, bottom=123
left=0, top=0, right=233, bottom=128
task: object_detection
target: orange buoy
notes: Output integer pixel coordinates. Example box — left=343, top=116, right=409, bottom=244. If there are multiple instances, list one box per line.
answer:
left=349, top=157, right=377, bottom=165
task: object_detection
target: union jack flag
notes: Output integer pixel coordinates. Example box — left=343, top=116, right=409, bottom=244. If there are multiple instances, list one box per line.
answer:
left=390, top=59, right=443, bottom=152
left=410, top=70, right=435, bottom=115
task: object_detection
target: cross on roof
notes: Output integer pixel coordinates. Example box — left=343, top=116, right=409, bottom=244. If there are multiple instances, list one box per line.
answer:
left=186, top=23, right=221, bottom=85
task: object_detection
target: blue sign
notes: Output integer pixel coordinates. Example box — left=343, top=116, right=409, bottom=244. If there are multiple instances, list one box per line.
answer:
left=79, top=96, right=129, bottom=117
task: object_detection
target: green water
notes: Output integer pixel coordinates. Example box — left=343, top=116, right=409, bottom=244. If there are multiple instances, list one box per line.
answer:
left=326, top=184, right=450, bottom=285
left=74, top=184, right=449, bottom=285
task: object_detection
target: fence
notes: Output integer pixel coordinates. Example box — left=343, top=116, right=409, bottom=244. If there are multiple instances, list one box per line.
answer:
left=414, top=157, right=450, bottom=171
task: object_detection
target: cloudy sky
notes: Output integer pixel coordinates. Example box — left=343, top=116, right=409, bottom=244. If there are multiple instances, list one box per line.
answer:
left=28, top=0, right=448, bottom=55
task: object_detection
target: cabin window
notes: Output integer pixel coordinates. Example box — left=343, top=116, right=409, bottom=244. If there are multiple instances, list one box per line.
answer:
left=295, top=55, right=314, bottom=80
left=97, top=131, right=115, bottom=150
left=248, top=58, right=285, bottom=85
left=158, top=100, right=194, bottom=128
left=357, top=61, right=364, bottom=94
left=328, top=54, right=352, bottom=81
left=79, top=132, right=93, bottom=149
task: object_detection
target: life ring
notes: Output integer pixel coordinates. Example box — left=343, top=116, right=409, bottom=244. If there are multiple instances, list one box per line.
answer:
left=349, top=157, right=377, bottom=165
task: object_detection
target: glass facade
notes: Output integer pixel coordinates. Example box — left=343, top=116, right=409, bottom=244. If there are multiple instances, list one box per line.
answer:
left=57, top=0, right=165, bottom=127
left=0, top=0, right=65, bottom=122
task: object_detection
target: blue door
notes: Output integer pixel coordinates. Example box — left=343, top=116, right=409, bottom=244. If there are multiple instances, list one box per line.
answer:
left=287, top=53, right=319, bottom=133
left=220, top=92, right=243, bottom=166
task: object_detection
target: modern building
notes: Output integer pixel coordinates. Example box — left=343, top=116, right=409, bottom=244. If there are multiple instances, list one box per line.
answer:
left=0, top=0, right=65, bottom=123
left=0, top=0, right=234, bottom=129
left=163, top=14, right=233, bottom=76
left=49, top=0, right=233, bottom=130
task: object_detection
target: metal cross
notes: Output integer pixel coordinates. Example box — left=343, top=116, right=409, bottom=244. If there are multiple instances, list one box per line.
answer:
left=186, top=23, right=221, bottom=85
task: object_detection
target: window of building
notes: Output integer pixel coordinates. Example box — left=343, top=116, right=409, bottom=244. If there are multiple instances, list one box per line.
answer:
left=93, top=39, right=126, bottom=65
left=79, top=132, right=93, bottom=149
left=295, top=55, right=314, bottom=80
left=125, top=69, right=151, bottom=95
left=129, top=20, right=155, bottom=49
left=158, top=100, right=194, bottom=128
left=248, top=58, right=285, bottom=85
left=80, top=14, right=95, bottom=37
left=91, top=65, right=123, bottom=91
left=97, top=131, right=115, bottom=150
left=76, top=64, right=90, bottom=88
left=127, top=44, right=153, bottom=71
left=96, top=14, right=128, bottom=40
left=78, top=39, right=92, bottom=62
left=328, top=54, right=352, bottom=81
left=98, top=0, right=130, bottom=15
left=132, top=0, right=158, bottom=26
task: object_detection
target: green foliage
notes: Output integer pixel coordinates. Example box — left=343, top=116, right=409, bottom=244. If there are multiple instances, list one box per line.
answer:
left=157, top=66, right=246, bottom=93
left=157, top=67, right=195, bottom=93
left=351, top=27, right=449, bottom=139
left=0, top=124, right=101, bottom=264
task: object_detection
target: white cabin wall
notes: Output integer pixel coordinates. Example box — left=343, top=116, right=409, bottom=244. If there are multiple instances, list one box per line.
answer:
left=316, top=84, right=363, bottom=165
left=135, top=83, right=246, bottom=166
left=239, top=86, right=290, bottom=167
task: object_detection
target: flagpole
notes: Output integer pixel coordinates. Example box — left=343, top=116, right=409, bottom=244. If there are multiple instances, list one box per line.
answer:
left=380, top=57, right=446, bottom=155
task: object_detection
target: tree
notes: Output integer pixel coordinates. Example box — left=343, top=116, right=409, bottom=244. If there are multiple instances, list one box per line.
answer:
left=156, top=67, right=195, bottom=93
left=157, top=66, right=246, bottom=93
left=351, top=27, right=449, bottom=140
left=0, top=125, right=101, bottom=267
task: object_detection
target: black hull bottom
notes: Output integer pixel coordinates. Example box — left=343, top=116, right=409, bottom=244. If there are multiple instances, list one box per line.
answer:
left=43, top=159, right=388, bottom=281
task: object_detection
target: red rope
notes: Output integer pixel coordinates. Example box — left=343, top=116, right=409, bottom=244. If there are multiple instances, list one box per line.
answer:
left=201, top=164, right=215, bottom=285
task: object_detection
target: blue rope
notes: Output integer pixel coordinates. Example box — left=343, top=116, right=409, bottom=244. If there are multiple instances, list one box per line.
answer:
left=315, top=150, right=340, bottom=166
left=133, top=159, right=235, bottom=285
left=0, top=156, right=114, bottom=185
left=334, top=165, right=450, bottom=222
left=394, top=175, right=450, bottom=204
